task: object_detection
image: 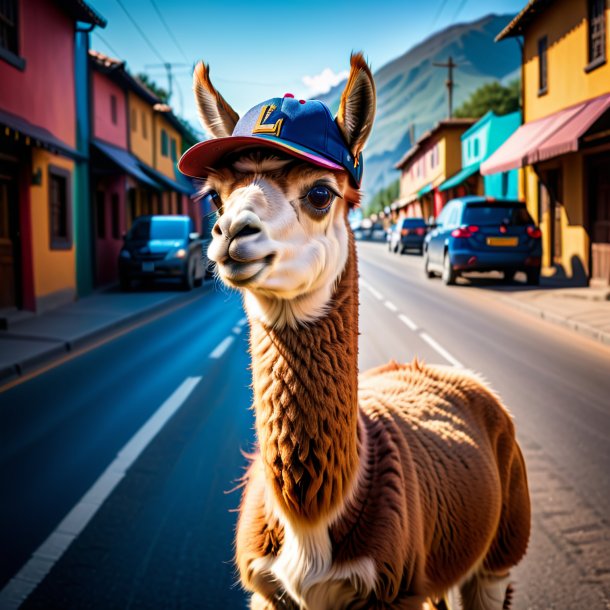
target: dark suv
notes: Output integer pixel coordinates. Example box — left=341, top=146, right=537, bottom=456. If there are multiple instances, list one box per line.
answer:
left=423, top=197, right=542, bottom=285
left=118, top=215, right=206, bottom=290
left=388, top=217, right=428, bottom=254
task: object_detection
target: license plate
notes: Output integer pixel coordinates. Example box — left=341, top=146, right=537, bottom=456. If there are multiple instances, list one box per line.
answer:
left=487, top=237, right=518, bottom=247
left=142, top=262, right=155, bottom=272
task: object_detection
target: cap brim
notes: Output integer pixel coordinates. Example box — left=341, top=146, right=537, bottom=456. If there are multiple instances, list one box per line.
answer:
left=178, top=135, right=343, bottom=178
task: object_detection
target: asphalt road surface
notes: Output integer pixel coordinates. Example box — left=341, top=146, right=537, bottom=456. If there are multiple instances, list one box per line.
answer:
left=1, top=241, right=609, bottom=609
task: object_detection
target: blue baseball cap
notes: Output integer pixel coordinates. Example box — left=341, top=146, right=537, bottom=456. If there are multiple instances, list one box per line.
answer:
left=179, top=94, right=363, bottom=187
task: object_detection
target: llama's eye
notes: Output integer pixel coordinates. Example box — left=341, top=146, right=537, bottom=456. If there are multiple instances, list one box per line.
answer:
left=306, top=186, right=334, bottom=210
left=205, top=190, right=222, bottom=210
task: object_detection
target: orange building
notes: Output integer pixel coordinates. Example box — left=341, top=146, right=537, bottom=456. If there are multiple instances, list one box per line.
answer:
left=394, top=119, right=475, bottom=220
left=482, top=0, right=610, bottom=285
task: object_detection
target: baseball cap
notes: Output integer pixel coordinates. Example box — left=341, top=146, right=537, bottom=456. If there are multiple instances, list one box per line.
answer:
left=178, top=94, right=364, bottom=187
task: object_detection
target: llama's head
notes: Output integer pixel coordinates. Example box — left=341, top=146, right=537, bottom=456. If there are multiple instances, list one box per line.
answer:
left=180, top=54, right=376, bottom=328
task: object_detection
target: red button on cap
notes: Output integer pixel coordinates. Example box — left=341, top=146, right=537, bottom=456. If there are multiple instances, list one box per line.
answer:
left=299, top=99, right=306, bottom=104
left=283, top=93, right=295, bottom=98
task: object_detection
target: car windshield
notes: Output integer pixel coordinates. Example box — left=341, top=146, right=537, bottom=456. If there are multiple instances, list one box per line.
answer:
left=129, top=218, right=187, bottom=240
left=463, top=204, right=534, bottom=226
left=402, top=218, right=426, bottom=227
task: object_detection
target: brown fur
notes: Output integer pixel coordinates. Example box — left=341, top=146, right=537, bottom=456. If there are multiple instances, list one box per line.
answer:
left=235, top=230, right=530, bottom=608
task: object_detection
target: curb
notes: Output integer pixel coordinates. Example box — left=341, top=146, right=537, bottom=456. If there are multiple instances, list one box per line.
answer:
left=0, top=284, right=213, bottom=388
left=500, top=296, right=610, bottom=346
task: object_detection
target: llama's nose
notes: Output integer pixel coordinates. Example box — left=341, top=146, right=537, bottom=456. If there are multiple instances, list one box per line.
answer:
left=213, top=211, right=262, bottom=241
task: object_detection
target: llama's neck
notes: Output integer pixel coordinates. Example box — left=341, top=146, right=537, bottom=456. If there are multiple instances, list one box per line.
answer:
left=248, top=236, right=360, bottom=526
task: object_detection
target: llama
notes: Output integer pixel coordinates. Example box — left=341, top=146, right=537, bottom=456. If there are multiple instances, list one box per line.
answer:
left=179, top=54, right=531, bottom=610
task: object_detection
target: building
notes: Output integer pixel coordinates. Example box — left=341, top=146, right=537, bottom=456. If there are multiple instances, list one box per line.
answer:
left=0, top=0, right=105, bottom=315
left=482, top=0, right=610, bottom=285
left=394, top=119, right=475, bottom=220
left=89, top=51, right=196, bottom=287
left=438, top=110, right=522, bottom=200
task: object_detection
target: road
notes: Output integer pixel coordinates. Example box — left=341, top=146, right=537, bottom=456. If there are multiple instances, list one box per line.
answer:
left=1, top=242, right=609, bottom=609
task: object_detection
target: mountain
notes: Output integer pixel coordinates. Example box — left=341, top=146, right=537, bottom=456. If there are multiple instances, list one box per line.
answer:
left=318, top=14, right=521, bottom=202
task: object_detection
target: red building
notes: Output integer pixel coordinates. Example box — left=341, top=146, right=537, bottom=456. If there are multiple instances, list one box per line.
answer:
left=0, top=0, right=105, bottom=315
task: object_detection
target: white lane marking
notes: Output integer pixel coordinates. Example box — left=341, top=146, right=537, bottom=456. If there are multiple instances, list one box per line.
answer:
left=209, top=336, right=234, bottom=359
left=420, top=332, right=463, bottom=368
left=232, top=326, right=242, bottom=335
left=360, top=279, right=383, bottom=301
left=237, top=317, right=247, bottom=327
left=384, top=301, right=397, bottom=312
left=0, top=377, right=202, bottom=610
left=398, top=313, right=419, bottom=331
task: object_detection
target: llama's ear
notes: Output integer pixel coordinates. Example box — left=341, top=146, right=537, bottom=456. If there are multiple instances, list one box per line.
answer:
left=336, top=53, right=376, bottom=159
left=193, top=61, right=239, bottom=139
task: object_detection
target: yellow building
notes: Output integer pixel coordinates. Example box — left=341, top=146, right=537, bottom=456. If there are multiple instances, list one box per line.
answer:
left=395, top=119, right=474, bottom=220
left=482, top=0, right=610, bottom=285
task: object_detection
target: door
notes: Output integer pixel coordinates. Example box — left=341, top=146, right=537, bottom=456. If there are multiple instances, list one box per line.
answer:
left=546, top=169, right=563, bottom=266
left=0, top=164, right=20, bottom=308
left=589, top=154, right=610, bottom=284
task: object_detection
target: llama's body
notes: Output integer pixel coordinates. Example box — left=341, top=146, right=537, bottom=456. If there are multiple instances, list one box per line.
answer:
left=180, top=53, right=530, bottom=609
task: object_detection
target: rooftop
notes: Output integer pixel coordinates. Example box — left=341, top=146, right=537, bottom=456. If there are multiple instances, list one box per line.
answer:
left=495, top=0, right=555, bottom=41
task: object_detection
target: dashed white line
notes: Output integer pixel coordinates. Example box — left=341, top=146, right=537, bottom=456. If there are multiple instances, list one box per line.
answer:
left=398, top=313, right=419, bottom=331
left=0, top=376, right=202, bottom=610
left=232, top=326, right=242, bottom=335
left=209, top=336, right=234, bottom=359
left=384, top=301, right=398, bottom=312
left=237, top=317, right=248, bottom=327
left=359, top=279, right=383, bottom=300
left=420, top=332, right=463, bottom=368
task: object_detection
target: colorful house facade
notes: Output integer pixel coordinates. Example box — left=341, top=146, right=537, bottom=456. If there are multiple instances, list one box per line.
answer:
left=0, top=0, right=105, bottom=315
left=438, top=110, right=521, bottom=200
left=482, top=0, right=610, bottom=285
left=89, top=51, right=195, bottom=287
left=394, top=119, right=475, bottom=220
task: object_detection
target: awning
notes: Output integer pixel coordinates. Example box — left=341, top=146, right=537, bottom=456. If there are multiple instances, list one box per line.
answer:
left=417, top=182, right=434, bottom=197
left=438, top=162, right=480, bottom=192
left=536, top=93, right=610, bottom=162
left=92, top=139, right=161, bottom=189
left=139, top=164, right=195, bottom=196
left=0, top=108, right=83, bottom=160
left=481, top=93, right=610, bottom=175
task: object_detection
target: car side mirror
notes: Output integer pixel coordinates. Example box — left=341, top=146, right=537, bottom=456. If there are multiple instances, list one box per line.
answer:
left=189, top=232, right=200, bottom=241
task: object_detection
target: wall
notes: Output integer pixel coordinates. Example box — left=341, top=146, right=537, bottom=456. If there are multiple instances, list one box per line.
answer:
left=92, top=71, right=127, bottom=149
left=0, top=0, right=75, bottom=147
left=30, top=149, right=76, bottom=309
left=128, top=92, right=154, bottom=167
left=154, top=115, right=181, bottom=179
left=523, top=0, right=610, bottom=122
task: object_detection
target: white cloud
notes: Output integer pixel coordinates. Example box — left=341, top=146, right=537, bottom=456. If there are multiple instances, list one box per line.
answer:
left=301, top=67, right=349, bottom=97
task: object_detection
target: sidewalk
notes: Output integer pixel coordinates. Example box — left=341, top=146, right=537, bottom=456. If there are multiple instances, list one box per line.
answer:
left=0, top=285, right=209, bottom=386
left=496, top=281, right=610, bottom=346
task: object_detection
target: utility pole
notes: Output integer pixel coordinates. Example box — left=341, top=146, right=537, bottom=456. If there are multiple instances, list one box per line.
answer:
left=433, top=56, right=458, bottom=119
left=144, top=62, right=189, bottom=103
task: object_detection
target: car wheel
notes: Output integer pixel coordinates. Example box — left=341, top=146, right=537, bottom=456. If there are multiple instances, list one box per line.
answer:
left=119, top=274, right=131, bottom=292
left=502, top=270, right=516, bottom=283
left=526, top=268, right=541, bottom=286
left=194, top=275, right=203, bottom=287
left=182, top=258, right=195, bottom=291
left=424, top=253, right=435, bottom=279
left=442, top=252, right=458, bottom=285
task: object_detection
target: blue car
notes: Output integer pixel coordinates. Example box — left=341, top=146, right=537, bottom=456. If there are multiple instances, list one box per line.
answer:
left=423, top=197, right=542, bottom=286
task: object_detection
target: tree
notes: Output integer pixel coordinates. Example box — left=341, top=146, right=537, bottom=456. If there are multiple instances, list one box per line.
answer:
left=364, top=179, right=399, bottom=217
left=136, top=73, right=169, bottom=103
left=454, top=80, right=521, bottom=119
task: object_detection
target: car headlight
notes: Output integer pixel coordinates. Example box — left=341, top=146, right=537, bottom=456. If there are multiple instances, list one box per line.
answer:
left=172, top=248, right=187, bottom=259
left=119, top=249, right=131, bottom=259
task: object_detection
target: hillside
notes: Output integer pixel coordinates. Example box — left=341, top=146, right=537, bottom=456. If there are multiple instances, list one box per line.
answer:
left=318, top=14, right=521, bottom=201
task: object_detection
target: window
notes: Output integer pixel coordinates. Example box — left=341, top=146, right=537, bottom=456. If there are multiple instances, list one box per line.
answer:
left=538, top=36, right=548, bottom=95
left=501, top=172, right=509, bottom=198
left=96, top=191, right=106, bottom=239
left=473, top=139, right=479, bottom=158
left=171, top=138, right=177, bottom=162
left=49, top=166, right=72, bottom=249
left=131, top=108, right=137, bottom=132
left=161, top=129, right=169, bottom=157
left=587, top=0, right=606, bottom=70
left=0, top=0, right=24, bottom=69
left=142, top=111, right=147, bottom=139
left=110, top=95, right=118, bottom=125
left=111, top=193, right=121, bottom=239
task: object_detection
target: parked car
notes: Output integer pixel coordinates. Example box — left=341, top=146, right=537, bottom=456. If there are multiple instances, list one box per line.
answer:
left=118, top=215, right=207, bottom=291
left=352, top=220, right=387, bottom=242
left=388, top=217, right=428, bottom=254
left=423, top=197, right=542, bottom=286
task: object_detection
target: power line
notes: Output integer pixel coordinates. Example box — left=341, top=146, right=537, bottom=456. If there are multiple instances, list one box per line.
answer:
left=94, top=31, right=122, bottom=59
left=451, top=0, right=469, bottom=22
left=149, top=0, right=191, bottom=64
left=430, top=0, right=450, bottom=31
left=114, top=0, right=166, bottom=65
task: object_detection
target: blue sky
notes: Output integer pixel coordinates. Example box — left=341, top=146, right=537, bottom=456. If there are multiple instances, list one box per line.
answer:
left=89, top=0, right=525, bottom=135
